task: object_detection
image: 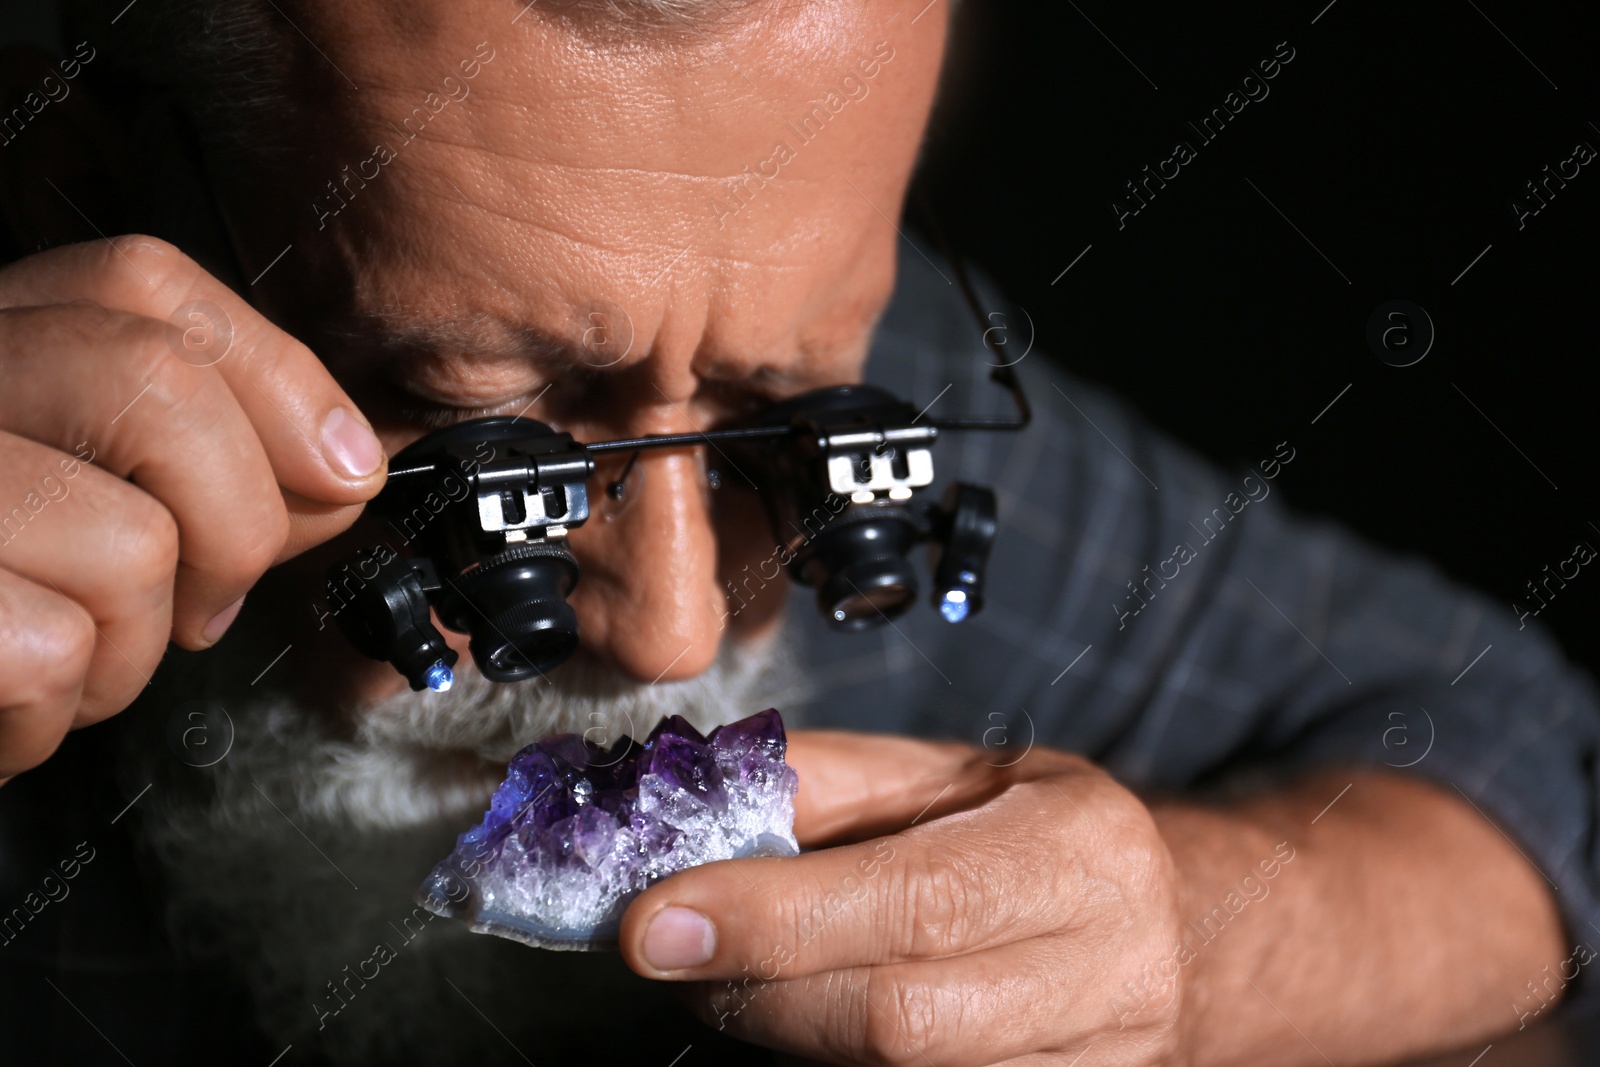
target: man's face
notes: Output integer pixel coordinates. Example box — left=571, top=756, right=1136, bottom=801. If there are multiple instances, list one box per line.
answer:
left=220, top=0, right=947, bottom=700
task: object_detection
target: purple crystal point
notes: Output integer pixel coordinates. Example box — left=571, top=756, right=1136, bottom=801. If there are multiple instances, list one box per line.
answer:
left=571, top=805, right=619, bottom=868
left=642, top=732, right=728, bottom=812
left=709, top=707, right=788, bottom=783
left=538, top=732, right=593, bottom=770
left=418, top=708, right=799, bottom=950
left=710, top=706, right=784, bottom=755
left=648, top=713, right=708, bottom=745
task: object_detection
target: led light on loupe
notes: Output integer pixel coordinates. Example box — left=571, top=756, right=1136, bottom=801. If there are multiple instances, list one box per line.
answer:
left=938, top=588, right=970, bottom=623
left=423, top=660, right=456, bottom=693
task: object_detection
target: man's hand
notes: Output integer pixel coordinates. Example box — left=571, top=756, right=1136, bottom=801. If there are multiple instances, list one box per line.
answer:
left=0, top=236, right=387, bottom=778
left=620, top=732, right=1569, bottom=1067
left=618, top=732, right=1188, bottom=1065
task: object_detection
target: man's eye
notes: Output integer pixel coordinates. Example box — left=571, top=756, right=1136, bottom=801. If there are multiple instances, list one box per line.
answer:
left=398, top=400, right=512, bottom=430
left=384, top=384, right=555, bottom=430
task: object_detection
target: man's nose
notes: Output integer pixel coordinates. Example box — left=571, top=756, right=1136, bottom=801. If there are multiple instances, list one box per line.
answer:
left=566, top=447, right=724, bottom=684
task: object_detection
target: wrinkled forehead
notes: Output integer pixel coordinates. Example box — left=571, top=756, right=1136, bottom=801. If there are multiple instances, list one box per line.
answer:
left=228, top=0, right=943, bottom=406
left=294, top=0, right=921, bottom=163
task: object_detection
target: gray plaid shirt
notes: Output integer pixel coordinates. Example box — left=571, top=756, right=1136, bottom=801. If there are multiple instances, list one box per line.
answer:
left=788, top=242, right=1600, bottom=1013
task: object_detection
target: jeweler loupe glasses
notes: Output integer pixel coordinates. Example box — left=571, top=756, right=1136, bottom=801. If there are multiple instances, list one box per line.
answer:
left=325, top=246, right=1032, bottom=693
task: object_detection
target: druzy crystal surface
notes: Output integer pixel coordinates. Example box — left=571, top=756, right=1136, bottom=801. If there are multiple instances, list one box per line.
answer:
left=417, top=709, right=799, bottom=950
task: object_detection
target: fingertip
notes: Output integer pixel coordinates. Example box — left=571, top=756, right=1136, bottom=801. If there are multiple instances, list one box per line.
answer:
left=320, top=406, right=388, bottom=484
left=619, top=872, right=720, bottom=977
left=637, top=904, right=718, bottom=974
left=201, top=595, right=246, bottom=645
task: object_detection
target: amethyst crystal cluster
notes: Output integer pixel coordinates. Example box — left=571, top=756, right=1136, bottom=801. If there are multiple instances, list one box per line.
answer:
left=417, top=709, right=799, bottom=950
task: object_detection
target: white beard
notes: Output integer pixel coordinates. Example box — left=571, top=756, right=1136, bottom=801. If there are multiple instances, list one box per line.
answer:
left=128, top=620, right=808, bottom=1065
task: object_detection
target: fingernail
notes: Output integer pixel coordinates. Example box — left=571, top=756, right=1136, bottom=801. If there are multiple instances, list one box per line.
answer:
left=321, top=407, right=384, bottom=479
left=203, top=596, right=246, bottom=644
left=642, top=906, right=715, bottom=971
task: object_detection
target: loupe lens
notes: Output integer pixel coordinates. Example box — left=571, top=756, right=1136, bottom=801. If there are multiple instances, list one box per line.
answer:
left=805, top=513, right=920, bottom=632
left=823, top=567, right=917, bottom=628
left=449, top=545, right=581, bottom=681
left=477, top=600, right=579, bottom=679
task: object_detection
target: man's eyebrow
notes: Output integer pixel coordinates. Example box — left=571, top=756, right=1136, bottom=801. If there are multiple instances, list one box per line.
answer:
left=380, top=314, right=582, bottom=362
left=319, top=311, right=596, bottom=382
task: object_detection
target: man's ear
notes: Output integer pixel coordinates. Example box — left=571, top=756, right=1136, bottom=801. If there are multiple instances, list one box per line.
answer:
left=0, top=45, right=135, bottom=260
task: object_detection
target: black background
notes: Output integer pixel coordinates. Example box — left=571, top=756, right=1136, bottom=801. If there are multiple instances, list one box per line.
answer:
left=913, top=0, right=1600, bottom=677
left=1, top=3, right=1599, bottom=1065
